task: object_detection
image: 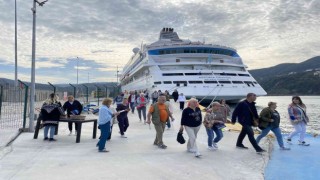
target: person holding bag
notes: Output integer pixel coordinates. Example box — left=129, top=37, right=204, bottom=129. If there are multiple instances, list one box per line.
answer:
left=256, top=102, right=290, bottom=150
left=180, top=98, right=202, bottom=157
left=232, top=93, right=265, bottom=153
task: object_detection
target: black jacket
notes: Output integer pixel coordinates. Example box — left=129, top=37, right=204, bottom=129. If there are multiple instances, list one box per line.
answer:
left=63, top=100, right=83, bottom=116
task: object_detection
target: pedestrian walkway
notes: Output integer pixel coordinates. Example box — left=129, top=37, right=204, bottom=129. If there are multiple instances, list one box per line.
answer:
left=0, top=101, right=269, bottom=180
left=265, top=134, right=320, bottom=180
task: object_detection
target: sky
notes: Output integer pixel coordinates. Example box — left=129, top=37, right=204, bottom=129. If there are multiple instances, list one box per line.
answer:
left=0, top=0, right=319, bottom=84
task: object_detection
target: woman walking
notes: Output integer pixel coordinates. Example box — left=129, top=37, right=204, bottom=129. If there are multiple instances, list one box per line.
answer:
left=256, top=102, right=290, bottom=150
left=97, top=98, right=119, bottom=152
left=287, top=96, right=310, bottom=146
left=203, top=102, right=225, bottom=150
left=180, top=98, right=202, bottom=157
left=116, top=98, right=130, bottom=138
left=136, top=93, right=149, bottom=123
left=40, top=93, right=63, bottom=141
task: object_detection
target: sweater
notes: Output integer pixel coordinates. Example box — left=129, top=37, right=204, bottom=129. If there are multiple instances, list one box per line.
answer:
left=41, top=102, right=62, bottom=126
left=62, top=100, right=83, bottom=117
left=181, top=107, right=202, bottom=127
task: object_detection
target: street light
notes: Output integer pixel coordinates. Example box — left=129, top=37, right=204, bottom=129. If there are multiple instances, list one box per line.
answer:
left=29, top=0, right=48, bottom=132
left=76, top=57, right=79, bottom=84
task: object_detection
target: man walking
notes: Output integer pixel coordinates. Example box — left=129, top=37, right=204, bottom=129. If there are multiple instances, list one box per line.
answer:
left=147, top=95, right=174, bottom=149
left=232, top=93, right=265, bottom=153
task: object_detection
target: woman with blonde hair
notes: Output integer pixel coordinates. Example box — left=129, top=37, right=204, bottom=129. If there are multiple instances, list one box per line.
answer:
left=97, top=98, right=119, bottom=152
left=180, top=98, right=202, bottom=157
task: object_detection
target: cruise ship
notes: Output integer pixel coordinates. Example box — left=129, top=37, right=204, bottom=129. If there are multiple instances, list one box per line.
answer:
left=120, top=28, right=267, bottom=103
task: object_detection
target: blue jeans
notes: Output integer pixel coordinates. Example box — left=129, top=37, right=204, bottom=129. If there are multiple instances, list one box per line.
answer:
left=137, top=106, right=146, bottom=121
left=44, top=126, right=56, bottom=139
left=212, top=126, right=223, bottom=143
left=130, top=102, right=135, bottom=113
left=166, top=119, right=171, bottom=128
left=256, top=126, right=284, bottom=147
left=97, top=122, right=111, bottom=151
left=206, top=128, right=214, bottom=147
left=206, top=126, right=224, bottom=146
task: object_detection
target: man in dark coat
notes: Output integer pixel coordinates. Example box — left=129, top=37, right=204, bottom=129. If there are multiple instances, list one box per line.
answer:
left=172, top=89, right=179, bottom=102
left=63, top=95, right=83, bottom=135
left=232, top=93, right=265, bottom=153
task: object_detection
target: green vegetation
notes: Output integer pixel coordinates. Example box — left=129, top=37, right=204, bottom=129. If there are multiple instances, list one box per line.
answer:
left=249, top=56, right=320, bottom=95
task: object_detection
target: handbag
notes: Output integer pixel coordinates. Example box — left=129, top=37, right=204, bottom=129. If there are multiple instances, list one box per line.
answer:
left=245, top=102, right=259, bottom=127
left=176, top=130, right=185, bottom=144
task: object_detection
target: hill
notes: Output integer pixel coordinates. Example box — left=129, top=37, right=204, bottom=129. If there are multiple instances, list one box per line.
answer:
left=249, top=56, right=320, bottom=95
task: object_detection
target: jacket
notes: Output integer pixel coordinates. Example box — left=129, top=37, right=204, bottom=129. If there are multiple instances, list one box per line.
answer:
left=232, top=100, right=258, bottom=126
left=259, top=107, right=279, bottom=129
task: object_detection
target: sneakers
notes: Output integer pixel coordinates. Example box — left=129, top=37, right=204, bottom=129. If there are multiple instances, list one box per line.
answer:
left=280, top=146, right=291, bottom=150
left=212, top=143, right=218, bottom=149
left=195, top=152, right=202, bottom=158
left=43, top=137, right=48, bottom=141
left=49, top=138, right=57, bottom=142
left=298, top=141, right=310, bottom=146
left=256, top=149, right=266, bottom=154
left=158, top=144, right=167, bottom=149
left=286, top=138, right=292, bottom=144
left=188, top=149, right=196, bottom=153
left=121, top=135, right=127, bottom=138
left=98, top=149, right=109, bottom=153
left=207, top=146, right=217, bottom=151
left=236, top=145, right=249, bottom=149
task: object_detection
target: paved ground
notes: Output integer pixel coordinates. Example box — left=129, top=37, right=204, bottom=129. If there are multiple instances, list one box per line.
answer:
left=0, top=102, right=270, bottom=180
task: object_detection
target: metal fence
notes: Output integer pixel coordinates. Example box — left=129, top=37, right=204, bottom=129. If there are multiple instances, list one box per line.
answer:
left=0, top=80, right=119, bottom=148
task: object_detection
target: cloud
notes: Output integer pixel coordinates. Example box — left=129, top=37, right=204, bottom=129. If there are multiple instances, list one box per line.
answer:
left=0, top=0, right=319, bottom=83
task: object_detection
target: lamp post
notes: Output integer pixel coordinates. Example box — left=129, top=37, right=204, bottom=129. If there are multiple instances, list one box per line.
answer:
left=76, top=57, right=79, bottom=85
left=29, top=0, right=48, bottom=132
left=14, top=0, right=18, bottom=87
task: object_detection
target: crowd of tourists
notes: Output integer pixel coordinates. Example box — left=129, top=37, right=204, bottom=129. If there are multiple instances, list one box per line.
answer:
left=39, top=90, right=310, bottom=156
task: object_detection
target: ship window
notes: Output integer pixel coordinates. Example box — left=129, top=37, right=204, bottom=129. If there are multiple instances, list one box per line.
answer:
left=185, top=73, right=212, bottom=76
left=219, top=81, right=231, bottom=84
left=190, top=49, right=196, bottom=53
left=185, top=73, right=199, bottom=76
left=159, top=50, right=164, bottom=55
left=220, top=73, right=237, bottom=76
left=173, top=81, right=187, bottom=84
left=171, top=50, right=177, bottom=54
left=162, top=73, right=184, bottom=76
left=163, top=81, right=172, bottom=84
left=154, top=81, right=161, bottom=84
left=197, top=49, right=203, bottom=53
left=238, top=74, right=250, bottom=77
left=232, top=81, right=243, bottom=84
left=165, top=50, right=171, bottom=54
left=204, top=81, right=217, bottom=84
left=184, top=49, right=190, bottom=53
left=176, top=59, right=180, bottom=62
left=189, top=81, right=203, bottom=84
